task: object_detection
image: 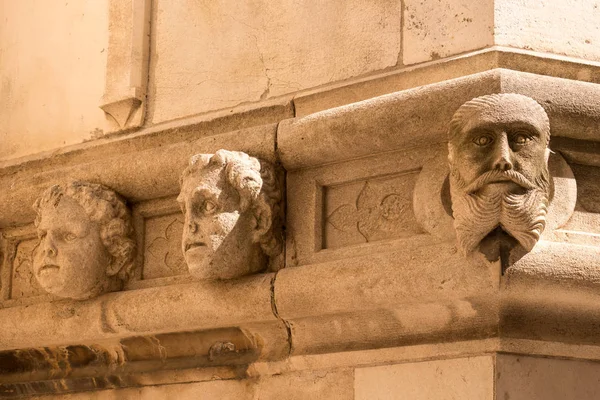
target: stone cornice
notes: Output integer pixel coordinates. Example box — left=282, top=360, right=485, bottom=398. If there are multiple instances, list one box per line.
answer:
left=2, top=60, right=600, bottom=396
left=279, top=68, right=600, bottom=170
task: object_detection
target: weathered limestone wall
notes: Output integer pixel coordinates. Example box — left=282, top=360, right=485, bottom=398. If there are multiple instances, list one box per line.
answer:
left=0, top=0, right=109, bottom=161
left=3, top=0, right=599, bottom=162
left=2, top=0, right=600, bottom=399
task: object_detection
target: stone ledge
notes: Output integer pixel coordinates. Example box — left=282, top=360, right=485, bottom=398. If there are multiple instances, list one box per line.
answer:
left=2, top=242, right=600, bottom=354
left=293, top=47, right=600, bottom=117
left=279, top=68, right=600, bottom=170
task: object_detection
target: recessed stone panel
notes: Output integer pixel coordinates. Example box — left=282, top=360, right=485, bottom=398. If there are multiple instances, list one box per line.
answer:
left=324, top=171, right=422, bottom=249
left=143, top=214, right=187, bottom=280
left=10, top=239, right=44, bottom=300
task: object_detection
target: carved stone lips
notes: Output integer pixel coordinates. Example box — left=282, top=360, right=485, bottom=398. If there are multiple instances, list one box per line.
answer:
left=38, top=264, right=60, bottom=274
left=185, top=242, right=207, bottom=252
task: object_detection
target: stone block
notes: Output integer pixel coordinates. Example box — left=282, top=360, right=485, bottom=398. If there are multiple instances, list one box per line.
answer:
left=148, top=0, right=401, bottom=123
left=143, top=213, right=187, bottom=280
left=496, top=354, right=600, bottom=400
left=403, top=0, right=494, bottom=65
left=0, top=0, right=109, bottom=161
left=324, top=171, right=422, bottom=249
left=495, top=0, right=600, bottom=62
left=9, top=238, right=45, bottom=300
left=355, top=356, right=494, bottom=400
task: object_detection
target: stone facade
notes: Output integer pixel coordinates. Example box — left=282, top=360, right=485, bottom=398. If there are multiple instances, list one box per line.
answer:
left=1, top=1, right=600, bottom=399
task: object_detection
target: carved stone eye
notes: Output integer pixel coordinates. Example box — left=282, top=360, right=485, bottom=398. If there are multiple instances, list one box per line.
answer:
left=513, top=133, right=531, bottom=145
left=64, top=233, right=77, bottom=242
left=204, top=201, right=217, bottom=213
left=473, top=135, right=493, bottom=146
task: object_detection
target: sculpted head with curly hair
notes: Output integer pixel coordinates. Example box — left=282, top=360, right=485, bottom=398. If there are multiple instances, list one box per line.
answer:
left=33, top=182, right=136, bottom=299
left=178, top=150, right=282, bottom=280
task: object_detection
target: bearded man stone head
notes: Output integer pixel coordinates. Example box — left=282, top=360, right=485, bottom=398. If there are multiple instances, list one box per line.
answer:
left=447, top=93, right=551, bottom=256
left=33, top=182, right=136, bottom=300
left=178, top=150, right=282, bottom=280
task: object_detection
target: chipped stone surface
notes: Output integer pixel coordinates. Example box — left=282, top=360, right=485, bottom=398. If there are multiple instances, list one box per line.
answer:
left=148, top=0, right=401, bottom=123
left=403, top=0, right=494, bottom=65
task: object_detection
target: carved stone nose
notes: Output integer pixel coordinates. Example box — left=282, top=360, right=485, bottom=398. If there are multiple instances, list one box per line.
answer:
left=494, top=156, right=513, bottom=171
left=493, top=135, right=513, bottom=171
left=188, top=221, right=198, bottom=233
left=43, top=240, right=57, bottom=257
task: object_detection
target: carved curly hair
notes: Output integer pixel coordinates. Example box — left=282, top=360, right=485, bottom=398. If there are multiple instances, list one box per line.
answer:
left=33, top=182, right=136, bottom=281
left=180, top=150, right=283, bottom=260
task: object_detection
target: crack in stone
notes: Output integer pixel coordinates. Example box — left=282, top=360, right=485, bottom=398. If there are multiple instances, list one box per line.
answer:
left=269, top=273, right=293, bottom=356
left=251, top=34, right=272, bottom=101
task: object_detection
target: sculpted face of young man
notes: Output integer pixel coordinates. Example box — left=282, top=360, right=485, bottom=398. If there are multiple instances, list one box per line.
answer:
left=178, top=150, right=281, bottom=280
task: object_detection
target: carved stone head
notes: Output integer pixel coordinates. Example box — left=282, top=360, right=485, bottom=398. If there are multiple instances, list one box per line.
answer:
left=32, top=182, right=136, bottom=300
left=448, top=93, right=551, bottom=256
left=178, top=150, right=282, bottom=280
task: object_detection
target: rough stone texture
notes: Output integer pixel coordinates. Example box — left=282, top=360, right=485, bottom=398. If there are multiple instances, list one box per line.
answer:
left=0, top=0, right=109, bottom=161
left=354, top=356, right=494, bottom=400
left=147, top=0, right=401, bottom=123
left=495, top=0, right=600, bottom=62
left=496, top=354, right=600, bottom=400
left=403, top=0, right=494, bottom=65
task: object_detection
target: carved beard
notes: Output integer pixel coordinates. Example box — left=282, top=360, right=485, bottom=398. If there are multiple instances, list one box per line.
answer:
left=449, top=167, right=550, bottom=255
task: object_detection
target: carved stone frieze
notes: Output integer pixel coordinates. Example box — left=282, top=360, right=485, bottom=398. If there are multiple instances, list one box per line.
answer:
left=325, top=173, right=422, bottom=248
left=178, top=150, right=283, bottom=280
left=32, top=182, right=136, bottom=300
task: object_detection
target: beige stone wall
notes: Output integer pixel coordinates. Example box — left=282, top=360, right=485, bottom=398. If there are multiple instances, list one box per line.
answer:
left=0, top=0, right=108, bottom=161
left=3, top=0, right=599, bottom=162
left=3, top=1, right=600, bottom=399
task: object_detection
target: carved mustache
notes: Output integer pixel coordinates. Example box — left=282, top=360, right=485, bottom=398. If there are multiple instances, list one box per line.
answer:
left=465, top=169, right=536, bottom=194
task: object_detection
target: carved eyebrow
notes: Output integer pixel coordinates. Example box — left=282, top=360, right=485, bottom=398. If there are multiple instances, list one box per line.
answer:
left=507, top=122, right=541, bottom=135
left=192, top=187, right=218, bottom=199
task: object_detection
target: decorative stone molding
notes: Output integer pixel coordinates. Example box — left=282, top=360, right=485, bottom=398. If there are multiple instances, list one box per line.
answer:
left=32, top=182, right=136, bottom=300
left=1, top=67, right=600, bottom=396
left=99, top=0, right=151, bottom=132
left=178, top=150, right=283, bottom=280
